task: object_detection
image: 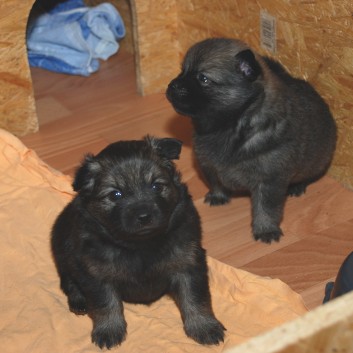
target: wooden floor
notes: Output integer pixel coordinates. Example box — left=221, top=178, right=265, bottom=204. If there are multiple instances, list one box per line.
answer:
left=21, top=50, right=353, bottom=310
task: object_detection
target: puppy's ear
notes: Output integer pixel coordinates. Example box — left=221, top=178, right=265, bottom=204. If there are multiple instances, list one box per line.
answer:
left=72, top=154, right=101, bottom=193
left=234, top=49, right=262, bottom=81
left=148, top=137, right=183, bottom=160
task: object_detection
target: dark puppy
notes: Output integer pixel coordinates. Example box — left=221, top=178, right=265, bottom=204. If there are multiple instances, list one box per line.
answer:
left=51, top=136, right=225, bottom=349
left=166, top=37, right=337, bottom=243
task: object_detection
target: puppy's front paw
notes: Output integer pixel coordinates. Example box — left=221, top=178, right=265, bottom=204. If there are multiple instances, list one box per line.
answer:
left=184, top=317, right=226, bottom=345
left=91, top=322, right=127, bottom=349
left=204, top=191, right=230, bottom=206
left=254, top=229, right=283, bottom=243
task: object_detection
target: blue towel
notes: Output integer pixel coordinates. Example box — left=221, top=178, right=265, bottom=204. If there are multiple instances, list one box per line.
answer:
left=27, top=0, right=126, bottom=76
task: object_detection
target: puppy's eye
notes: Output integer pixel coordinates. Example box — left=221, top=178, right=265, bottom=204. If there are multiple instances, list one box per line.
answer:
left=151, top=182, right=164, bottom=193
left=197, top=73, right=209, bottom=84
left=108, top=190, right=122, bottom=201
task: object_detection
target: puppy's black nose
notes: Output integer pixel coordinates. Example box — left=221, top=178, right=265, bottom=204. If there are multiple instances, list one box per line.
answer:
left=168, top=79, right=179, bottom=90
left=137, top=212, right=152, bottom=225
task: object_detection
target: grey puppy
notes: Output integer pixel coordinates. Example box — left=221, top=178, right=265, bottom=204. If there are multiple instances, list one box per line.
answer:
left=51, top=136, right=225, bottom=349
left=166, top=37, right=337, bottom=243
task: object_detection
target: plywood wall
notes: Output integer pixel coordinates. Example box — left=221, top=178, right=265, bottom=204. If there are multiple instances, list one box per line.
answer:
left=173, top=0, right=353, bottom=189
left=130, top=0, right=180, bottom=95
left=0, top=0, right=38, bottom=136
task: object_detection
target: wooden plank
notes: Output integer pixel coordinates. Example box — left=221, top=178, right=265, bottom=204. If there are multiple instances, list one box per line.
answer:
left=226, top=291, right=353, bottom=353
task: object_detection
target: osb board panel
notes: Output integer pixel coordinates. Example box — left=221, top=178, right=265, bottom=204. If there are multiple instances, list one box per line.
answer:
left=175, top=0, right=353, bottom=188
left=177, top=1, right=261, bottom=54
left=0, top=0, right=38, bottom=136
left=89, top=0, right=180, bottom=95
left=226, top=291, right=353, bottom=353
left=131, top=0, right=180, bottom=95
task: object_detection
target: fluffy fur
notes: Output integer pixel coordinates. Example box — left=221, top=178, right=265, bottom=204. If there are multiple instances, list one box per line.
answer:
left=51, top=136, right=225, bottom=349
left=166, top=37, right=337, bottom=243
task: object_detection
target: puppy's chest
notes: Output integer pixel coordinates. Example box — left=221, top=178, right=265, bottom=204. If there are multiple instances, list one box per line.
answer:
left=194, top=132, right=242, bottom=163
left=194, top=137, right=256, bottom=186
left=85, top=244, right=188, bottom=281
left=93, top=247, right=188, bottom=302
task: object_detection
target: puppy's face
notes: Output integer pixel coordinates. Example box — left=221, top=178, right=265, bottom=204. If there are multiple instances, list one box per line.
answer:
left=73, top=137, right=183, bottom=241
left=166, top=38, right=263, bottom=120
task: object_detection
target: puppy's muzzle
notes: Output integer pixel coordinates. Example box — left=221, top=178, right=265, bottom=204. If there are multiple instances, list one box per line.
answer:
left=136, top=211, right=153, bottom=226
left=130, top=204, right=154, bottom=227
left=167, top=79, right=181, bottom=91
left=122, top=202, right=166, bottom=236
left=166, top=78, right=188, bottom=99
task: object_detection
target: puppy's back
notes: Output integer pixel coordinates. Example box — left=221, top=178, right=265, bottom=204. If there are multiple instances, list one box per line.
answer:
left=261, top=55, right=336, bottom=177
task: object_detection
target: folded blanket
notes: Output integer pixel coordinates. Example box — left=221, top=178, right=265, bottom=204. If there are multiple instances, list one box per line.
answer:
left=27, top=0, right=125, bottom=76
left=0, top=129, right=308, bottom=352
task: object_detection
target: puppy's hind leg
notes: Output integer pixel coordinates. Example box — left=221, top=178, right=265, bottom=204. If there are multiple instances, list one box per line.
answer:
left=287, top=181, right=308, bottom=197
left=205, top=188, right=231, bottom=206
left=60, top=276, right=87, bottom=315
left=251, top=181, right=287, bottom=243
left=61, top=279, right=87, bottom=315
left=201, top=164, right=231, bottom=206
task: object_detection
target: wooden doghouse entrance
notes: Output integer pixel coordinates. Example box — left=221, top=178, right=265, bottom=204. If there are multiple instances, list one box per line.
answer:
left=0, top=0, right=179, bottom=136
